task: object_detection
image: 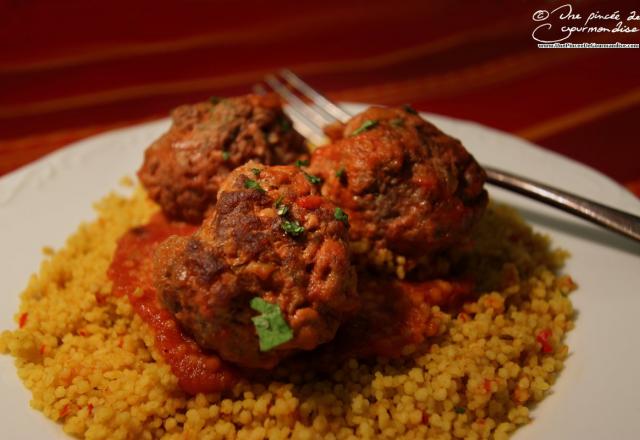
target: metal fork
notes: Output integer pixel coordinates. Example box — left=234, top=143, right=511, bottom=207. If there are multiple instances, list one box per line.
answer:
left=258, top=69, right=640, bottom=243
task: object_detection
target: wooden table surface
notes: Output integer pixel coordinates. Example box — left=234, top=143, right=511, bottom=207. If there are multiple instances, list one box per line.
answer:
left=1, top=0, right=639, bottom=197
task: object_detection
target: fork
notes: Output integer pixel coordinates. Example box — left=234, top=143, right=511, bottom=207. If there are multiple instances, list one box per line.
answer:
left=258, top=69, right=640, bottom=243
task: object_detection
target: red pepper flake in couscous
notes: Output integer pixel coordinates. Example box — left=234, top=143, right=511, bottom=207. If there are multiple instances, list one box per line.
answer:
left=483, top=379, right=494, bottom=394
left=536, top=328, right=554, bottom=354
left=59, top=404, right=71, bottom=419
left=0, top=188, right=576, bottom=439
left=18, top=312, right=28, bottom=328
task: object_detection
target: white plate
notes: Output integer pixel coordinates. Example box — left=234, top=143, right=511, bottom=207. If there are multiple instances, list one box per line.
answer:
left=1, top=104, right=639, bottom=440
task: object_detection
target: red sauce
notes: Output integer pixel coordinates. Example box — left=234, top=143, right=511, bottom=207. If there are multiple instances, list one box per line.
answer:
left=296, top=195, right=324, bottom=210
left=108, top=213, right=238, bottom=394
left=108, top=215, right=476, bottom=391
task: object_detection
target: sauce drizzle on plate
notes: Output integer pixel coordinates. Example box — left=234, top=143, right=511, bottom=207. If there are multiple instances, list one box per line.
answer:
left=108, top=213, right=238, bottom=394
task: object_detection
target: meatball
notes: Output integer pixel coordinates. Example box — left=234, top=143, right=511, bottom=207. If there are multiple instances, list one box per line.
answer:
left=309, top=106, right=488, bottom=275
left=153, top=162, right=358, bottom=369
left=138, top=94, right=307, bottom=223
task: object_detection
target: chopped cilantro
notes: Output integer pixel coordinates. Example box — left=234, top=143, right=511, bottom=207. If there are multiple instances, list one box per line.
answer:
left=335, top=167, right=345, bottom=178
left=279, top=116, right=292, bottom=132
left=209, top=96, right=222, bottom=105
left=334, top=207, right=349, bottom=226
left=244, top=179, right=265, bottom=193
left=350, top=119, right=379, bottom=136
left=222, top=151, right=230, bottom=161
left=251, top=168, right=262, bottom=177
left=274, top=195, right=289, bottom=216
left=276, top=205, right=289, bottom=216
left=454, top=407, right=466, bottom=414
left=303, top=171, right=322, bottom=185
left=295, top=159, right=310, bottom=167
left=390, top=118, right=405, bottom=127
left=276, top=204, right=289, bottom=216
left=402, top=104, right=418, bottom=115
left=276, top=205, right=289, bottom=217
left=250, top=297, right=293, bottom=351
left=281, top=219, right=305, bottom=236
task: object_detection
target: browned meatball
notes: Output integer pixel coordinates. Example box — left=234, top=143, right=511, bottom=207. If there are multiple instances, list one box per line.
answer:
left=153, top=162, right=358, bottom=369
left=309, top=106, right=488, bottom=275
left=138, top=94, right=307, bottom=223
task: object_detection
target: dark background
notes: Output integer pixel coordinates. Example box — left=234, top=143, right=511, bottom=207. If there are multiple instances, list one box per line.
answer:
left=1, top=0, right=638, bottom=195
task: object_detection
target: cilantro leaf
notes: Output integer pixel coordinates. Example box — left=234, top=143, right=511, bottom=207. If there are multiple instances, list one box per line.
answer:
left=276, top=204, right=289, bottom=216
left=274, top=195, right=289, bottom=216
left=250, top=297, right=293, bottom=351
left=278, top=115, right=292, bottom=132
left=335, top=167, right=345, bottom=178
left=222, top=151, right=230, bottom=161
left=390, top=118, right=405, bottom=127
left=334, top=207, right=349, bottom=226
left=251, top=168, right=262, bottom=177
left=350, top=119, right=378, bottom=136
left=281, top=219, right=305, bottom=236
left=303, top=171, right=322, bottom=185
left=295, top=159, right=310, bottom=167
left=244, top=179, right=266, bottom=193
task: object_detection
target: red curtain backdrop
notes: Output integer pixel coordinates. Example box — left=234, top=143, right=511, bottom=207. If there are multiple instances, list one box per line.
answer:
left=1, top=0, right=639, bottom=196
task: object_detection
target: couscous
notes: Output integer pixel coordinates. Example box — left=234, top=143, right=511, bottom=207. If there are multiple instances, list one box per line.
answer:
left=0, top=185, right=575, bottom=439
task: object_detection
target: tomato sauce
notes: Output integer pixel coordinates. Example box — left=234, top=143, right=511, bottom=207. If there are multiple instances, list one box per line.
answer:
left=108, top=213, right=238, bottom=394
left=108, top=215, right=475, bottom=391
left=295, top=195, right=324, bottom=210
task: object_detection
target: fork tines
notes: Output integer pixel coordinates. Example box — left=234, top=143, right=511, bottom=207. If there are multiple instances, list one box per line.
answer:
left=256, top=70, right=352, bottom=146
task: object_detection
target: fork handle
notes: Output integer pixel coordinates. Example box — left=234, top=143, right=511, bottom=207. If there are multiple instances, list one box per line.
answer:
left=484, top=166, right=640, bottom=242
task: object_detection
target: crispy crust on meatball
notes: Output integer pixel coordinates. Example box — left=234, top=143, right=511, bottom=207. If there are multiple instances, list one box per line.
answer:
left=138, top=94, right=307, bottom=223
left=310, top=106, right=488, bottom=275
left=153, top=162, right=358, bottom=369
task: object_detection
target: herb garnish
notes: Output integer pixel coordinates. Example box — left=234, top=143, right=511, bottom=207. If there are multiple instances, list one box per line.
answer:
left=334, top=207, right=349, bottom=226
left=390, top=118, right=405, bottom=127
left=244, top=179, right=266, bottom=193
left=295, top=160, right=320, bottom=184
left=250, top=297, right=293, bottom=351
left=276, top=204, right=289, bottom=216
left=276, top=205, right=289, bottom=217
left=454, top=407, right=466, bottom=414
left=281, top=219, right=305, bottom=236
left=335, top=167, right=345, bottom=178
left=278, top=116, right=292, bottom=132
left=402, top=104, right=418, bottom=115
left=209, top=96, right=222, bottom=105
left=303, top=172, right=322, bottom=185
left=222, top=151, right=230, bottom=161
left=251, top=168, right=262, bottom=177
left=274, top=195, right=289, bottom=216
left=350, top=119, right=379, bottom=136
